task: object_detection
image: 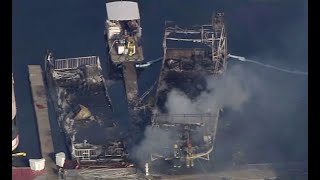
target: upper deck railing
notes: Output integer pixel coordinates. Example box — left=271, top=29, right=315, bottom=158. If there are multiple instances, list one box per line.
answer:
left=52, top=56, right=101, bottom=70
left=152, top=113, right=215, bottom=126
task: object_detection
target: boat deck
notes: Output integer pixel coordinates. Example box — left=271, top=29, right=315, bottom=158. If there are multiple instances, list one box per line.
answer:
left=45, top=59, right=133, bottom=164
left=51, top=65, right=122, bottom=144
left=150, top=47, right=220, bottom=163
left=108, top=38, right=144, bottom=64
left=155, top=48, right=216, bottom=114
left=28, top=65, right=57, bottom=179
left=59, top=82, right=119, bottom=145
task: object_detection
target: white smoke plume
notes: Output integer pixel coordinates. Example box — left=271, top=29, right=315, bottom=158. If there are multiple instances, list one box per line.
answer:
left=131, top=64, right=261, bottom=167
left=130, top=126, right=177, bottom=167
left=165, top=64, right=257, bottom=115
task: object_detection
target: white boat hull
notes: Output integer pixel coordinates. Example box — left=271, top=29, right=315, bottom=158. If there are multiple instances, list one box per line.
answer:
left=12, top=135, right=19, bottom=151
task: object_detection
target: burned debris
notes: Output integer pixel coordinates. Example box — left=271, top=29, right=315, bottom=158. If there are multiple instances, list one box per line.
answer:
left=149, top=13, right=228, bottom=168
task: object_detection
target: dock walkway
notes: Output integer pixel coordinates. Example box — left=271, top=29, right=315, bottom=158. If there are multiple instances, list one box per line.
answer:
left=122, top=62, right=138, bottom=104
left=28, top=65, right=57, bottom=179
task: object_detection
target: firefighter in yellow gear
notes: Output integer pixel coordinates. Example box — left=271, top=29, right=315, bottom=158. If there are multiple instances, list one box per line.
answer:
left=127, top=40, right=135, bottom=57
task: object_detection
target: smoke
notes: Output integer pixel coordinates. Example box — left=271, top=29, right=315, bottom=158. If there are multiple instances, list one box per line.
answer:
left=166, top=64, right=256, bottom=115
left=132, top=57, right=307, bottom=171
left=165, top=89, right=197, bottom=114
left=214, top=0, right=308, bottom=168
left=131, top=0, right=308, bottom=176
left=131, top=64, right=262, bottom=167
left=213, top=58, right=308, bottom=166
left=130, top=126, right=178, bottom=167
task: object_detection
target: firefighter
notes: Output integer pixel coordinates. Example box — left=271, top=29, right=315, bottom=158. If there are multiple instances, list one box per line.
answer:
left=127, top=40, right=135, bottom=57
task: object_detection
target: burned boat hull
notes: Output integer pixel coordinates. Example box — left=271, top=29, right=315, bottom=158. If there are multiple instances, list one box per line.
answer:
left=44, top=53, right=137, bottom=172
left=149, top=13, right=228, bottom=169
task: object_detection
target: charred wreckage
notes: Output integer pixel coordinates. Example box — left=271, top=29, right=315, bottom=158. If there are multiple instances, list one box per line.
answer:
left=44, top=2, right=227, bottom=178
left=148, top=13, right=228, bottom=168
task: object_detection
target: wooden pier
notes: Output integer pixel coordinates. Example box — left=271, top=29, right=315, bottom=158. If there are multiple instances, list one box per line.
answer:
left=122, top=62, right=138, bottom=104
left=28, top=65, right=57, bottom=179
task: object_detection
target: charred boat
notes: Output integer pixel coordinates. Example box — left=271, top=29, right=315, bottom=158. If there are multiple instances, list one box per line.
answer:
left=44, top=53, right=141, bottom=178
left=149, top=13, right=228, bottom=169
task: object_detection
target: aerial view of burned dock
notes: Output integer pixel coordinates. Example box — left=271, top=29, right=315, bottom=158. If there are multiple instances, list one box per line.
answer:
left=12, top=0, right=308, bottom=179
left=40, top=6, right=229, bottom=178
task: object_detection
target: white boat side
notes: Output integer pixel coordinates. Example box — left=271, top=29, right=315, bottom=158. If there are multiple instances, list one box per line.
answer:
left=106, top=1, right=140, bottom=21
left=12, top=75, right=19, bottom=151
left=12, top=76, right=16, bottom=120
left=12, top=135, right=19, bottom=151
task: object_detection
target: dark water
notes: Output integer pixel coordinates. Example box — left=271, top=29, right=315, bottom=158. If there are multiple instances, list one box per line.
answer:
left=13, top=0, right=307, bottom=171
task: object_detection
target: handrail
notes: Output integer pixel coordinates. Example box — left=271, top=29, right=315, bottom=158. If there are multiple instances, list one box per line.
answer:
left=53, top=56, right=100, bottom=70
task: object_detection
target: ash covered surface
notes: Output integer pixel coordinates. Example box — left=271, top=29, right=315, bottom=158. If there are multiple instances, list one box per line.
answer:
left=46, top=62, right=134, bottom=165
left=53, top=65, right=120, bottom=145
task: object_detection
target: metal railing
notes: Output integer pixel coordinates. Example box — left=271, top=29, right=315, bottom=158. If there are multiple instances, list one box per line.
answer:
left=152, top=113, right=214, bottom=125
left=53, top=56, right=100, bottom=70
left=73, top=148, right=98, bottom=161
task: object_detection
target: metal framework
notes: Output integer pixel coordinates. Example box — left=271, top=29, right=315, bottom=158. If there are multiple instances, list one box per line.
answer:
left=45, top=51, right=101, bottom=72
left=72, top=140, right=126, bottom=162
left=163, top=13, right=227, bottom=74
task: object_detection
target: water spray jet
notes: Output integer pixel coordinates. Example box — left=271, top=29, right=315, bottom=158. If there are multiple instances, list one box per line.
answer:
left=228, top=54, right=308, bottom=76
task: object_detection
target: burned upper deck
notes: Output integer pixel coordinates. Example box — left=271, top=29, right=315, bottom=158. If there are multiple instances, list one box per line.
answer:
left=45, top=54, right=130, bottom=164
left=150, top=13, right=228, bottom=167
left=105, top=1, right=144, bottom=65
left=154, top=13, right=228, bottom=117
